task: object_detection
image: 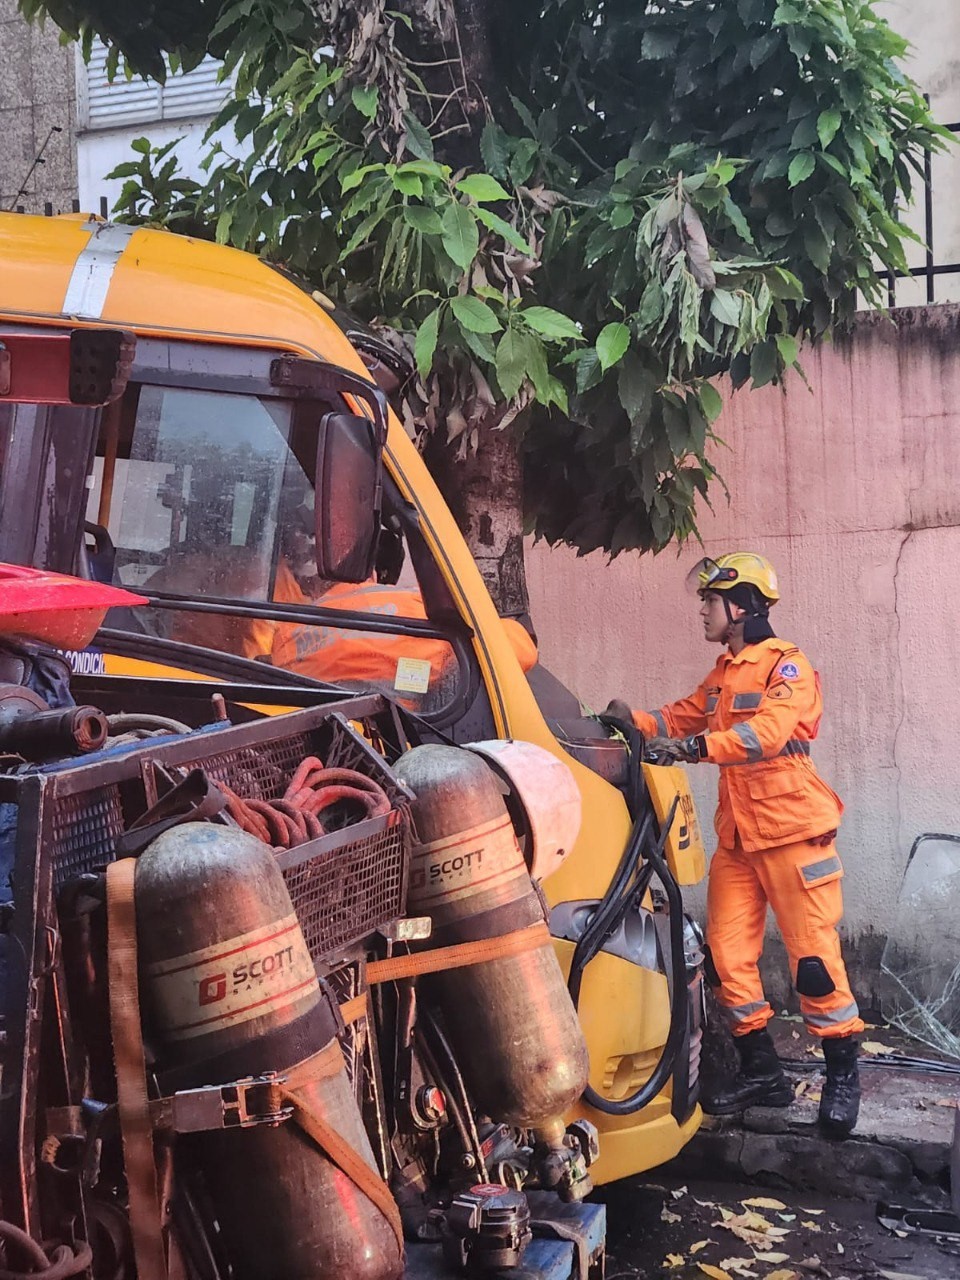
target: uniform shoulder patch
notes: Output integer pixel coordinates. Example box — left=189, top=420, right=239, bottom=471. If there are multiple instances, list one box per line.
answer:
left=767, top=683, right=793, bottom=700
left=777, top=661, right=800, bottom=680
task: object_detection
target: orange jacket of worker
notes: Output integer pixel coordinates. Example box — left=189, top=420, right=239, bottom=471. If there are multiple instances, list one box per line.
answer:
left=247, top=560, right=537, bottom=695
left=634, top=634, right=842, bottom=853
left=147, top=551, right=536, bottom=697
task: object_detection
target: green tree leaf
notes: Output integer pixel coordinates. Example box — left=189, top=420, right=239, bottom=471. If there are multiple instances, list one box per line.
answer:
left=480, top=122, right=510, bottom=179
left=750, top=339, right=779, bottom=388
left=496, top=328, right=527, bottom=400
left=450, top=294, right=501, bottom=334
left=414, top=306, right=441, bottom=379
left=455, top=174, right=512, bottom=203
left=351, top=84, right=378, bottom=119
left=473, top=206, right=534, bottom=254
left=788, top=151, right=816, bottom=187
left=520, top=306, right=581, bottom=340
left=817, top=108, right=842, bottom=149
left=403, top=111, right=434, bottom=160
left=403, top=205, right=444, bottom=235
left=596, top=322, right=630, bottom=372
left=775, top=333, right=799, bottom=365
left=699, top=382, right=723, bottom=424
left=440, top=202, right=479, bottom=271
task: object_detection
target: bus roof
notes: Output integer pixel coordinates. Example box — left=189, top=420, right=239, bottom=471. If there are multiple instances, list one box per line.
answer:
left=0, top=212, right=364, bottom=370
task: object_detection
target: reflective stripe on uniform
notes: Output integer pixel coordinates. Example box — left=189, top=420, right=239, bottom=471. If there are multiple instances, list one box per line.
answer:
left=728, top=999, right=768, bottom=1023
left=804, top=1001, right=859, bottom=1028
left=800, top=854, right=842, bottom=883
left=650, top=710, right=668, bottom=737
left=705, top=695, right=719, bottom=713
left=733, top=692, right=762, bottom=710
left=63, top=222, right=136, bottom=317
left=733, top=722, right=763, bottom=762
left=719, top=737, right=811, bottom=766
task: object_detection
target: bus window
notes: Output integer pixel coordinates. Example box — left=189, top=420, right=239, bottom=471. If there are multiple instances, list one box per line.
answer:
left=87, top=381, right=470, bottom=712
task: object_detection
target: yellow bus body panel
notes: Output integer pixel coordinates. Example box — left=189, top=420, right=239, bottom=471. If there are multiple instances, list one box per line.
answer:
left=0, top=213, right=701, bottom=1177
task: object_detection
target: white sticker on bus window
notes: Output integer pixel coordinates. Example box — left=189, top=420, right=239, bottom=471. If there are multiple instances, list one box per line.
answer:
left=394, top=656, right=431, bottom=694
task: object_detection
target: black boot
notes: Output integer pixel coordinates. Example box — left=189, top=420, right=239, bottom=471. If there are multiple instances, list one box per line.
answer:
left=819, top=1035, right=860, bottom=1136
left=701, top=1028, right=794, bottom=1114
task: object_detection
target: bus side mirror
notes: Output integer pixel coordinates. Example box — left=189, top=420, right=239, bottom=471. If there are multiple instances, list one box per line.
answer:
left=315, top=412, right=383, bottom=582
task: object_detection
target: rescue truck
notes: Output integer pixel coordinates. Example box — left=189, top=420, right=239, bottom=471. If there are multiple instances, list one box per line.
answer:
left=0, top=212, right=707, bottom=1280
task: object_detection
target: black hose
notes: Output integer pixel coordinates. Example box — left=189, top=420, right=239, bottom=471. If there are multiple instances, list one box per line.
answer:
left=567, top=715, right=691, bottom=1116
left=582, top=799, right=689, bottom=1115
left=567, top=809, right=654, bottom=1008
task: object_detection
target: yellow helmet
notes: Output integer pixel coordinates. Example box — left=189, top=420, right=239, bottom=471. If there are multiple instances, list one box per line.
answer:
left=685, top=553, right=780, bottom=604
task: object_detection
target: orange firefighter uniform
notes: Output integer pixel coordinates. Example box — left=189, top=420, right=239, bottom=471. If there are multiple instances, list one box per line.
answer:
left=242, top=560, right=538, bottom=692
left=633, top=637, right=864, bottom=1041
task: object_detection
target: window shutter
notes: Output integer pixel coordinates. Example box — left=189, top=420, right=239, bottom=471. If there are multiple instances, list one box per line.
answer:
left=81, top=43, right=230, bottom=130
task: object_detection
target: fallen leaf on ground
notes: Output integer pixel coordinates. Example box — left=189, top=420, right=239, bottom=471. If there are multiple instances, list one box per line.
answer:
left=694, top=1198, right=718, bottom=1207
left=742, top=1197, right=787, bottom=1211
left=661, top=1207, right=681, bottom=1223
left=671, top=1185, right=688, bottom=1200
left=877, top=1271, right=927, bottom=1280
left=798, top=1209, right=823, bottom=1215
left=662, top=1254, right=685, bottom=1269
left=791, top=1030, right=800, bottom=1039
left=712, top=1211, right=785, bottom=1249
left=862, top=1040, right=896, bottom=1056
left=718, top=1256, right=757, bottom=1276
left=797, top=1259, right=821, bottom=1271
left=697, top=1266, right=733, bottom=1280
left=690, top=1241, right=711, bottom=1254
left=836, top=1241, right=845, bottom=1254
left=755, top=1252, right=789, bottom=1263
left=934, top=1098, right=957, bottom=1108
left=800, top=1220, right=821, bottom=1232
left=777, top=1214, right=796, bottom=1222
left=766, top=1272, right=800, bottom=1280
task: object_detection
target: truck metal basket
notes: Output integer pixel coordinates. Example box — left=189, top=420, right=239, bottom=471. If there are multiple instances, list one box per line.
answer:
left=45, top=698, right=411, bottom=960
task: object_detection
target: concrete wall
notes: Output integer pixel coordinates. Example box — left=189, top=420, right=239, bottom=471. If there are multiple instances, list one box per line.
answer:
left=0, top=1, right=77, bottom=213
left=526, top=307, right=960, bottom=1011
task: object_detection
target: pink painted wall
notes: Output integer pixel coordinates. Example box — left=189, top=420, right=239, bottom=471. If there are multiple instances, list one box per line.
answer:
left=526, top=306, right=960, bottom=1005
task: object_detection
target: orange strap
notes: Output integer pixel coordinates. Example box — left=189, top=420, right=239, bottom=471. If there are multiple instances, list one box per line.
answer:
left=279, top=1042, right=404, bottom=1254
left=366, top=921, right=551, bottom=985
left=339, top=993, right=369, bottom=1026
left=106, top=858, right=168, bottom=1280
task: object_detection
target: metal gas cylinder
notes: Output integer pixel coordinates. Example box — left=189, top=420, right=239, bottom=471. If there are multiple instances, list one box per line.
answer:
left=393, top=745, right=589, bottom=1129
left=135, top=823, right=402, bottom=1280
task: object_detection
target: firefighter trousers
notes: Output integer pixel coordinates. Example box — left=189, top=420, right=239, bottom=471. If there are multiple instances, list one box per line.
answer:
left=706, top=836, right=864, bottom=1040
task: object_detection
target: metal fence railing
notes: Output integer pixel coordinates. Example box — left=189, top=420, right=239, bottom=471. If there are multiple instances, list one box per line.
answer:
left=881, top=111, right=960, bottom=307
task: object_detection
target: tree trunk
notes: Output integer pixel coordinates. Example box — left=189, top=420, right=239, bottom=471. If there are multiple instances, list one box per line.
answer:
left=424, top=423, right=529, bottom=619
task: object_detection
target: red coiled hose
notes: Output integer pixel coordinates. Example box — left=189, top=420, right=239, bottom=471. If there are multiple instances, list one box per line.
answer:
left=219, top=757, right=391, bottom=849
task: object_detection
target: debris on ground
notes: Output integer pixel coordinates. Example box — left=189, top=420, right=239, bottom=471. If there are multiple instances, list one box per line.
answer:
left=597, top=1173, right=959, bottom=1280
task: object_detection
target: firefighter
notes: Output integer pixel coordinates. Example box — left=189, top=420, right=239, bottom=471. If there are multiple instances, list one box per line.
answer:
left=608, top=553, right=862, bottom=1136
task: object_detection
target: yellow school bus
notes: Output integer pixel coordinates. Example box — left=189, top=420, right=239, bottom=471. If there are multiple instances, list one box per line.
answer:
left=0, top=211, right=705, bottom=1184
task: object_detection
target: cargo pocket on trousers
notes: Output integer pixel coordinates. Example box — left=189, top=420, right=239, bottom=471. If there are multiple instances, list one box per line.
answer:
left=796, top=851, right=844, bottom=890
left=743, top=766, right=806, bottom=843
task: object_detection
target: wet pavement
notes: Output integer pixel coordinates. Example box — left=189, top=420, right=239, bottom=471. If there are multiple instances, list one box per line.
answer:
left=596, top=1173, right=960, bottom=1280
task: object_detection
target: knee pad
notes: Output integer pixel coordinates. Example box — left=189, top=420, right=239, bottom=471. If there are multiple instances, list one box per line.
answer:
left=796, top=955, right=836, bottom=998
left=703, top=944, right=722, bottom=989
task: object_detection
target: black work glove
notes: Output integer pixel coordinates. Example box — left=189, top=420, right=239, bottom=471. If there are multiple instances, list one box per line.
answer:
left=603, top=698, right=634, bottom=723
left=647, top=735, right=705, bottom=764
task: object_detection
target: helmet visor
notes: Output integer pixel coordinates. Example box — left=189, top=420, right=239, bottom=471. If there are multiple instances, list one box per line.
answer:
left=685, top=556, right=739, bottom=596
